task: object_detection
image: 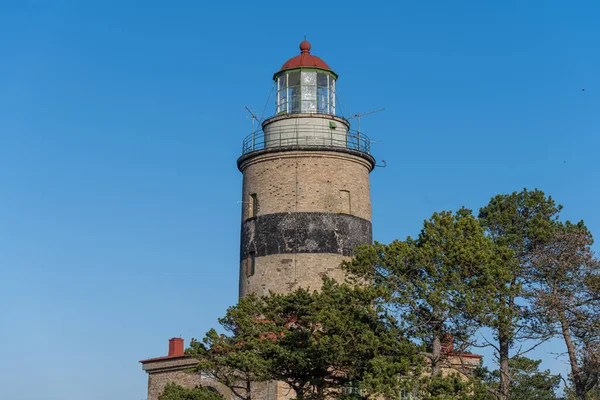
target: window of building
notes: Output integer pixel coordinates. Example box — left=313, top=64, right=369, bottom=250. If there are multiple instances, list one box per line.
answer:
left=342, top=381, right=362, bottom=398
left=317, top=72, right=330, bottom=114
left=338, top=190, right=351, bottom=214
left=288, top=71, right=301, bottom=113
left=249, top=193, right=258, bottom=218
left=275, top=69, right=336, bottom=115
left=277, top=75, right=287, bottom=114
left=301, top=71, right=317, bottom=113
left=246, top=252, right=256, bottom=277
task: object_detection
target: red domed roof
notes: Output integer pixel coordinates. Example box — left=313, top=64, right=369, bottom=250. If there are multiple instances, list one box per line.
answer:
left=279, top=40, right=332, bottom=72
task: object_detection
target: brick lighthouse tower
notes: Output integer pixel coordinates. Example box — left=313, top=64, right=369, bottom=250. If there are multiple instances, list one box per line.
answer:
left=237, top=40, right=375, bottom=297
left=140, top=41, right=378, bottom=400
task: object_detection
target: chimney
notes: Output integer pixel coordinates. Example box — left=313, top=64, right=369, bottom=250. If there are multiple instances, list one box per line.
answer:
left=441, top=334, right=454, bottom=354
left=168, top=337, right=185, bottom=357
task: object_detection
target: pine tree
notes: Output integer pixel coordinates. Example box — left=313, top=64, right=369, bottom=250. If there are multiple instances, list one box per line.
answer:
left=189, top=280, right=422, bottom=400
left=474, top=357, right=560, bottom=400
left=528, top=221, right=600, bottom=399
left=478, top=189, right=562, bottom=400
left=159, top=383, right=224, bottom=400
left=345, top=208, right=499, bottom=378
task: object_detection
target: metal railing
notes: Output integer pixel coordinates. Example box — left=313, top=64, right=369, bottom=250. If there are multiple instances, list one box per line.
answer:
left=241, top=125, right=371, bottom=156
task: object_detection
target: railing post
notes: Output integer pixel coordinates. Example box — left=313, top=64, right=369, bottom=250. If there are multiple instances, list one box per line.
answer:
left=240, top=121, right=371, bottom=155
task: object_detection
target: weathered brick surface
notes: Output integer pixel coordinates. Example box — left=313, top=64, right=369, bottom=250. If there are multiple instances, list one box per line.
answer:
left=144, top=358, right=234, bottom=400
left=240, top=253, right=348, bottom=297
left=238, top=149, right=373, bottom=298
left=240, top=212, right=372, bottom=259
left=144, top=124, right=379, bottom=398
left=239, top=150, right=373, bottom=221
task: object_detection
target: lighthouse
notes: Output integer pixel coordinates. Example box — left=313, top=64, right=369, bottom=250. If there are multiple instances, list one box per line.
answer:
left=237, top=40, right=376, bottom=297
left=140, top=42, right=485, bottom=400
left=140, top=41, right=378, bottom=400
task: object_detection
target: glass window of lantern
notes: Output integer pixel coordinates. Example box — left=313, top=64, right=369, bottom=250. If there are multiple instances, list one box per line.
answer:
left=317, top=73, right=328, bottom=87
left=301, top=71, right=317, bottom=113
left=277, top=75, right=287, bottom=113
left=288, top=71, right=300, bottom=86
left=288, top=71, right=301, bottom=113
left=279, top=89, right=287, bottom=114
left=317, top=86, right=328, bottom=113
left=329, top=79, right=336, bottom=114
left=275, top=70, right=337, bottom=115
left=317, top=73, right=328, bottom=113
left=289, top=86, right=300, bottom=113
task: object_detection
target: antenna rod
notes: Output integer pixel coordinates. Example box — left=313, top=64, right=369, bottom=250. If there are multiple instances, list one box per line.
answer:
left=244, top=106, right=260, bottom=151
left=348, top=108, right=385, bottom=133
left=244, top=106, right=259, bottom=133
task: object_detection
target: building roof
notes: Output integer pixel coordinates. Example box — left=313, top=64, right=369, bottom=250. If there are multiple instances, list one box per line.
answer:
left=139, top=354, right=189, bottom=364
left=279, top=40, right=332, bottom=73
left=139, top=337, right=190, bottom=364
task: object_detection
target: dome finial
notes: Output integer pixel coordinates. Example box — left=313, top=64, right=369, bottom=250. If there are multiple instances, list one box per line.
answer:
left=300, top=37, right=311, bottom=54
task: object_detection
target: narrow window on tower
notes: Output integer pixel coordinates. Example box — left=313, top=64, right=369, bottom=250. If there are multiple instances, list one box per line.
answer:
left=249, top=193, right=258, bottom=218
left=246, top=252, right=256, bottom=277
left=339, top=190, right=351, bottom=214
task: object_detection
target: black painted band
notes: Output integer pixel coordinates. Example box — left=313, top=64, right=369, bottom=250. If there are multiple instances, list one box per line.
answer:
left=240, top=212, right=372, bottom=260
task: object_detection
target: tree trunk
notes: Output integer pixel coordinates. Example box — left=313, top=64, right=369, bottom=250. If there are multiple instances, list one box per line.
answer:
left=559, top=311, right=584, bottom=399
left=294, top=381, right=306, bottom=400
left=498, top=327, right=510, bottom=400
left=246, top=378, right=252, bottom=400
left=431, top=333, right=442, bottom=377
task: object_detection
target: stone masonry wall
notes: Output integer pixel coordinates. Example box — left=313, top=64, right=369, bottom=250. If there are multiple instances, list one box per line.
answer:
left=147, top=370, right=203, bottom=400
left=240, top=212, right=372, bottom=260
left=143, top=358, right=233, bottom=400
left=239, top=252, right=349, bottom=297
left=238, top=150, right=373, bottom=297
left=239, top=151, right=373, bottom=221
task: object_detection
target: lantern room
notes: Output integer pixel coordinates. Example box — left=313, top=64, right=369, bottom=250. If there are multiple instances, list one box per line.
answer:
left=239, top=40, right=373, bottom=158
left=274, top=40, right=337, bottom=115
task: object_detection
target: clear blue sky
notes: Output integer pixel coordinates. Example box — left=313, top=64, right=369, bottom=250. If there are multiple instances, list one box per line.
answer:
left=0, top=1, right=598, bottom=399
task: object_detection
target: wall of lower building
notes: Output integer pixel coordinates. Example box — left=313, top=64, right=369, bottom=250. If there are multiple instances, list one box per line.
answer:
left=142, top=355, right=482, bottom=400
left=142, top=358, right=233, bottom=400
left=147, top=370, right=203, bottom=400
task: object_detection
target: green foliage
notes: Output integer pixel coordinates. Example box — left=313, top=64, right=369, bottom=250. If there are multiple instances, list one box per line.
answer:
left=191, top=279, right=422, bottom=400
left=178, top=188, right=600, bottom=400
left=564, top=342, right=600, bottom=400
left=478, top=188, right=562, bottom=251
left=419, top=374, right=475, bottom=400
left=344, top=208, right=497, bottom=376
left=261, top=279, right=423, bottom=399
left=187, top=294, right=271, bottom=400
left=508, top=357, right=561, bottom=400
left=159, top=383, right=223, bottom=400
left=478, top=189, right=563, bottom=400
left=474, top=357, right=560, bottom=400
left=477, top=188, right=563, bottom=337
left=525, top=218, right=600, bottom=399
